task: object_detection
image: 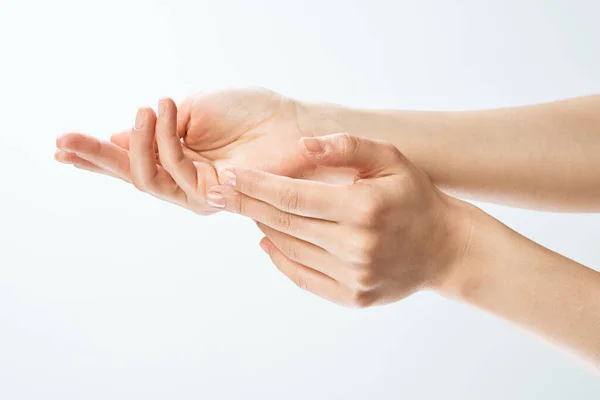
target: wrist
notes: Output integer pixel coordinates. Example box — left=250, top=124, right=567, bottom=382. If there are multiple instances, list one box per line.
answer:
left=293, top=101, right=350, bottom=137
left=431, top=197, right=490, bottom=300
left=295, top=100, right=392, bottom=139
left=296, top=101, right=452, bottom=187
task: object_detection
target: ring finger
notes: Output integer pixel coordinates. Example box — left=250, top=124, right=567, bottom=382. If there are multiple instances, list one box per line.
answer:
left=256, top=222, right=357, bottom=287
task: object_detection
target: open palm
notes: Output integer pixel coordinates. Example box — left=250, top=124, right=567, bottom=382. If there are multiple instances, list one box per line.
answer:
left=55, top=88, right=329, bottom=215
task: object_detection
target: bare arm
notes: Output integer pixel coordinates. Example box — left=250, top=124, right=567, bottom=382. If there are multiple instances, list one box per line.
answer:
left=441, top=204, right=600, bottom=366
left=204, top=133, right=600, bottom=367
left=302, top=95, right=600, bottom=212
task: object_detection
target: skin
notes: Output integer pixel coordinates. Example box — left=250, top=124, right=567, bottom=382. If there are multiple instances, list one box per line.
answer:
left=56, top=90, right=600, bottom=212
left=54, top=89, right=600, bottom=366
left=300, top=95, right=600, bottom=211
left=55, top=88, right=348, bottom=215
left=209, top=135, right=600, bottom=367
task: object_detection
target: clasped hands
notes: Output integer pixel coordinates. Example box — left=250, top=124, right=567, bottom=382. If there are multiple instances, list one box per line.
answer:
left=56, top=92, right=472, bottom=308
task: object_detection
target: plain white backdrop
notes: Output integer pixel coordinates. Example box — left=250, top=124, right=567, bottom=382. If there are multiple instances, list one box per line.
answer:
left=1, top=0, right=599, bottom=398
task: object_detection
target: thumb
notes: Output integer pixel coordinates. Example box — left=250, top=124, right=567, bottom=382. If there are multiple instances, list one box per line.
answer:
left=300, top=133, right=404, bottom=177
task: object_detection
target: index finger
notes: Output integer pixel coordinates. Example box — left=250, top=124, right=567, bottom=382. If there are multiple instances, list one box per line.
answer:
left=218, top=167, right=352, bottom=221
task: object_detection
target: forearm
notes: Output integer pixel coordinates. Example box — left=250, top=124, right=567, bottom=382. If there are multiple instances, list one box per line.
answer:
left=440, top=202, right=600, bottom=366
left=302, top=96, right=600, bottom=211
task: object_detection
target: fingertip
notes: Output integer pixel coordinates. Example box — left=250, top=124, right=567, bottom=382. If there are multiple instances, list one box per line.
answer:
left=54, top=150, right=78, bottom=164
left=300, top=136, right=325, bottom=154
left=110, top=130, right=130, bottom=149
left=54, top=149, right=67, bottom=162
left=56, top=133, right=80, bottom=151
left=159, top=97, right=176, bottom=108
left=259, top=237, right=272, bottom=254
left=135, top=106, right=156, bottom=128
left=158, top=97, right=176, bottom=118
left=255, top=221, right=267, bottom=232
left=56, top=135, right=66, bottom=149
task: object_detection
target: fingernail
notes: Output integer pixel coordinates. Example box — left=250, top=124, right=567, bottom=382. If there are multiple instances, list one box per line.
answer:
left=55, top=137, right=68, bottom=151
left=134, top=109, right=145, bottom=130
left=158, top=99, right=166, bottom=117
left=259, top=238, right=271, bottom=254
left=54, top=151, right=66, bottom=163
left=220, top=169, right=237, bottom=187
left=206, top=191, right=225, bottom=208
left=301, top=137, right=324, bottom=153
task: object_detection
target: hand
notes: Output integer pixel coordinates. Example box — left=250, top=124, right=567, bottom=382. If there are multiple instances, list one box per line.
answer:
left=55, top=88, right=338, bottom=215
left=205, top=133, right=471, bottom=307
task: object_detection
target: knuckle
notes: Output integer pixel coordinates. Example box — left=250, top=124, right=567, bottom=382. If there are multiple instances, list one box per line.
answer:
left=233, top=192, right=246, bottom=214
left=353, top=190, right=387, bottom=227
left=273, top=210, right=293, bottom=232
left=282, top=241, right=298, bottom=261
left=222, top=190, right=244, bottom=214
left=294, top=272, right=308, bottom=292
left=382, top=141, right=401, bottom=157
left=278, top=187, right=301, bottom=212
left=374, top=140, right=404, bottom=163
left=337, top=133, right=358, bottom=157
left=131, top=177, right=148, bottom=193
left=349, top=290, right=375, bottom=309
left=160, top=152, right=185, bottom=172
left=353, top=268, right=378, bottom=289
left=347, top=231, right=380, bottom=265
left=395, top=171, right=419, bottom=201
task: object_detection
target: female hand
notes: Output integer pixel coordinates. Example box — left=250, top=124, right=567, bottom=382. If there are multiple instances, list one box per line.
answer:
left=205, top=133, right=472, bottom=307
left=55, top=89, right=348, bottom=215
left=55, top=98, right=225, bottom=214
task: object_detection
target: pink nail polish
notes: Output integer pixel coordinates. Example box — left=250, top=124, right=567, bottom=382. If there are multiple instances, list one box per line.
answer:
left=221, top=170, right=237, bottom=187
left=206, top=192, right=225, bottom=208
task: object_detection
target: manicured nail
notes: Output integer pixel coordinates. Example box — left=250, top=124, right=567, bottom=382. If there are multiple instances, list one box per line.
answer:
left=158, top=99, right=166, bottom=118
left=259, top=238, right=271, bottom=254
left=134, top=109, right=145, bottom=130
left=55, top=136, right=68, bottom=151
left=206, top=191, right=225, bottom=208
left=301, top=137, right=324, bottom=153
left=220, top=169, right=237, bottom=187
left=54, top=150, right=66, bottom=163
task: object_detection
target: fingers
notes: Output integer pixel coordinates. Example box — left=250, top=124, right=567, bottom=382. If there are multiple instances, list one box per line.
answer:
left=176, top=96, right=193, bottom=139
left=260, top=237, right=373, bottom=308
left=112, top=130, right=163, bottom=166
left=259, top=237, right=350, bottom=305
left=257, top=222, right=356, bottom=287
left=54, top=150, right=122, bottom=180
left=56, top=133, right=131, bottom=180
left=109, top=129, right=131, bottom=150
left=216, top=167, right=352, bottom=221
left=207, top=185, right=341, bottom=251
left=300, top=133, right=405, bottom=177
left=155, top=98, right=199, bottom=193
left=129, top=107, right=184, bottom=199
left=112, top=93, right=190, bottom=150
left=130, top=108, right=159, bottom=187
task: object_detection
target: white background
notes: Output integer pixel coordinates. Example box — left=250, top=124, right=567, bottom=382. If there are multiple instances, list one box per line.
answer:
left=1, top=0, right=599, bottom=398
